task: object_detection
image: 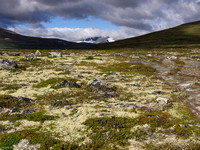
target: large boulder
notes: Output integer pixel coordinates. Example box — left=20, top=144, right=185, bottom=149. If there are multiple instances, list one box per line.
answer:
left=49, top=52, right=62, bottom=57
left=88, top=78, right=117, bottom=98
left=0, top=59, right=18, bottom=70
left=23, top=53, right=37, bottom=61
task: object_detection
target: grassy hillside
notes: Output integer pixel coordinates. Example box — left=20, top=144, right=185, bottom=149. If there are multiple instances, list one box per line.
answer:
left=92, top=21, right=200, bottom=49
left=0, top=28, right=90, bottom=50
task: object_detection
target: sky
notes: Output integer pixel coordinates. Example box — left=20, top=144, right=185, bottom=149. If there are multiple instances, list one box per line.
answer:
left=0, top=0, right=200, bottom=42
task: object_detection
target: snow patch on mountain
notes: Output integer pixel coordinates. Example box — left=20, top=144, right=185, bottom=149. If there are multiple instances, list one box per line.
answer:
left=76, top=36, right=115, bottom=44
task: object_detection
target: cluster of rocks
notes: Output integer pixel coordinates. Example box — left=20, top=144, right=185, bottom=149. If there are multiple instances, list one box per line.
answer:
left=0, top=59, right=18, bottom=70
left=23, top=53, right=37, bottom=61
left=88, top=78, right=117, bottom=98
left=55, top=80, right=81, bottom=88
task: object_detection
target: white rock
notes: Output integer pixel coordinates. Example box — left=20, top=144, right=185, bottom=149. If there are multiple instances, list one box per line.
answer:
left=156, top=97, right=169, bottom=104
left=49, top=52, right=62, bottom=57
left=35, top=50, right=41, bottom=55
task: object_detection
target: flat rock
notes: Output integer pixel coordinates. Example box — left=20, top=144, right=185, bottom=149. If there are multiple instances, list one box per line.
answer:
left=0, top=59, right=18, bottom=70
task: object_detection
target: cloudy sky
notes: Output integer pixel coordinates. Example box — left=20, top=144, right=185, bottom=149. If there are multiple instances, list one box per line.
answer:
left=1, top=0, right=200, bottom=42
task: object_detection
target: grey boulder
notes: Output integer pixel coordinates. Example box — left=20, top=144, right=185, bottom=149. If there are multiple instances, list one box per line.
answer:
left=0, top=59, right=18, bottom=70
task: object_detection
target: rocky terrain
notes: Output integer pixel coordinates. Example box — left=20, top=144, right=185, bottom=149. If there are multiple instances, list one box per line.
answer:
left=0, top=49, right=200, bottom=150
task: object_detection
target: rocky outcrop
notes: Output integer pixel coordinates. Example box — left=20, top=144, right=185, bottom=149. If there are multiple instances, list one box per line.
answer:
left=23, top=53, right=37, bottom=61
left=88, top=78, right=117, bottom=98
left=0, top=59, right=18, bottom=70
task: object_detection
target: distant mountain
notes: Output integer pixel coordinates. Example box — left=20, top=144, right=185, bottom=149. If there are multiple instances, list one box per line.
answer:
left=91, top=21, right=200, bottom=49
left=0, top=28, right=90, bottom=49
left=77, top=36, right=114, bottom=44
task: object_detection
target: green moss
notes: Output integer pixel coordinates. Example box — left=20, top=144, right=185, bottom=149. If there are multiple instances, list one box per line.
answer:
left=2, top=85, right=20, bottom=91
left=0, top=129, right=79, bottom=150
left=35, top=90, right=95, bottom=107
left=33, top=78, right=79, bottom=89
left=99, top=62, right=156, bottom=76
left=83, top=117, right=136, bottom=149
left=144, top=142, right=200, bottom=150
left=0, top=111, right=58, bottom=123
left=0, top=95, right=32, bottom=109
left=33, top=78, right=65, bottom=88
left=85, top=56, right=94, bottom=60
left=83, top=111, right=199, bottom=148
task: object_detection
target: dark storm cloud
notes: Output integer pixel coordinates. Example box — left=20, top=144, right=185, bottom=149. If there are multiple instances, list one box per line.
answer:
left=0, top=0, right=200, bottom=31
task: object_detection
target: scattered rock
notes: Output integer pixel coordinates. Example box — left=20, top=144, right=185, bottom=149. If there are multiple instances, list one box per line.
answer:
left=65, top=106, right=74, bottom=110
left=23, top=109, right=36, bottom=114
left=35, top=50, right=41, bottom=55
left=152, top=91, right=164, bottom=95
left=17, top=96, right=34, bottom=103
left=14, top=84, right=28, bottom=87
left=23, top=53, right=37, bottom=61
left=128, top=55, right=141, bottom=59
left=7, top=107, right=20, bottom=113
left=126, top=83, right=140, bottom=87
left=162, top=58, right=175, bottom=67
left=95, top=53, right=101, bottom=56
left=55, top=80, right=81, bottom=88
left=147, top=54, right=152, bottom=57
left=62, top=63, right=73, bottom=66
left=49, top=52, right=62, bottom=57
left=179, top=124, right=188, bottom=129
left=13, top=139, right=41, bottom=150
left=0, top=59, right=18, bottom=70
left=156, top=97, right=169, bottom=105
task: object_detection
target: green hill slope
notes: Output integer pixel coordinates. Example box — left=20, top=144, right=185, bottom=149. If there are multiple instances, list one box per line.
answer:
left=92, top=21, right=200, bottom=49
left=0, top=28, right=90, bottom=49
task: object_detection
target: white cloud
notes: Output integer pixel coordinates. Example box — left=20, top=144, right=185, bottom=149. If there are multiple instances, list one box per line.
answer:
left=9, top=27, right=146, bottom=42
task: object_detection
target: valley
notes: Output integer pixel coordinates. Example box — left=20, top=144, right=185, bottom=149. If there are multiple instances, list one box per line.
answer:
left=0, top=48, right=199, bottom=149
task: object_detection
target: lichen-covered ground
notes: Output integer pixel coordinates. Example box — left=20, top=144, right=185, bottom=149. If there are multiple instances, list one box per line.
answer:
left=0, top=49, right=200, bottom=150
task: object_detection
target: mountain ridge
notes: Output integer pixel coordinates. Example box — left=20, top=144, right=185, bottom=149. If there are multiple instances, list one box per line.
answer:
left=91, top=21, right=200, bottom=49
left=0, top=28, right=91, bottom=49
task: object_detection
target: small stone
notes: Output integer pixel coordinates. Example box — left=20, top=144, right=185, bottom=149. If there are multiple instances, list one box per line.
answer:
left=17, top=96, right=34, bottom=103
left=152, top=91, right=164, bottom=95
left=179, top=124, right=188, bottom=129
left=35, top=50, right=41, bottom=55
left=49, top=52, right=62, bottom=57
left=156, top=97, right=169, bottom=104
left=23, top=109, right=36, bottom=114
